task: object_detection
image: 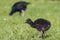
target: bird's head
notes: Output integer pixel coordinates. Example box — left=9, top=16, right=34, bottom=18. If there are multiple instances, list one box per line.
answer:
left=24, top=18, right=32, bottom=23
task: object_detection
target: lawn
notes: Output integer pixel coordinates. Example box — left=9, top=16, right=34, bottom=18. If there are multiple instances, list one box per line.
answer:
left=0, top=0, right=60, bottom=40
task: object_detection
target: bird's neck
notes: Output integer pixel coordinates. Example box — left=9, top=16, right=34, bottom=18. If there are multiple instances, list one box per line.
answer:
left=29, top=21, right=36, bottom=28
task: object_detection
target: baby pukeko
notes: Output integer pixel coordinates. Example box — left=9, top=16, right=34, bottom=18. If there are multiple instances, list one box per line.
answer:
left=25, top=18, right=51, bottom=38
left=9, top=1, right=30, bottom=16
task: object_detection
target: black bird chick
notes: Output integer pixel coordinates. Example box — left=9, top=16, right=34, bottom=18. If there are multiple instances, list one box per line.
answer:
left=9, top=1, right=30, bottom=16
left=25, top=18, right=51, bottom=38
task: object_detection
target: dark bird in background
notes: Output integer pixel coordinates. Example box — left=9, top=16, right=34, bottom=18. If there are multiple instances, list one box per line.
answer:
left=9, top=1, right=30, bottom=16
left=25, top=18, right=51, bottom=38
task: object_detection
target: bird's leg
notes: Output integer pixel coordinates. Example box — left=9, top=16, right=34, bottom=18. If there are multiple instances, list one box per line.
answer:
left=40, top=30, right=44, bottom=38
left=21, top=10, right=25, bottom=16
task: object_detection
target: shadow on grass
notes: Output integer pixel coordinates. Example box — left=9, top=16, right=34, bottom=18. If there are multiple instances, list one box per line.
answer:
left=44, top=34, right=51, bottom=38
left=38, top=34, right=51, bottom=39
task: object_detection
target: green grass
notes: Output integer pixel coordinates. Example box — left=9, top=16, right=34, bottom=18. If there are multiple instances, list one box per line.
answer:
left=0, top=0, right=60, bottom=40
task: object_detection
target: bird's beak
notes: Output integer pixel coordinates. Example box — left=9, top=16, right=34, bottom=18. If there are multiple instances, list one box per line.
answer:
left=24, top=21, right=27, bottom=23
left=24, top=20, right=27, bottom=24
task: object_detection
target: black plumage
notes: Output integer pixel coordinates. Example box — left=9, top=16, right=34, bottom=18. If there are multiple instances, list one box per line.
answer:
left=9, top=1, right=30, bottom=16
left=25, top=18, right=51, bottom=38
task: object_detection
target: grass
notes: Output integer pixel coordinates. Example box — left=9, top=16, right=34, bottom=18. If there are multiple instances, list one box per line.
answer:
left=0, top=0, right=60, bottom=40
